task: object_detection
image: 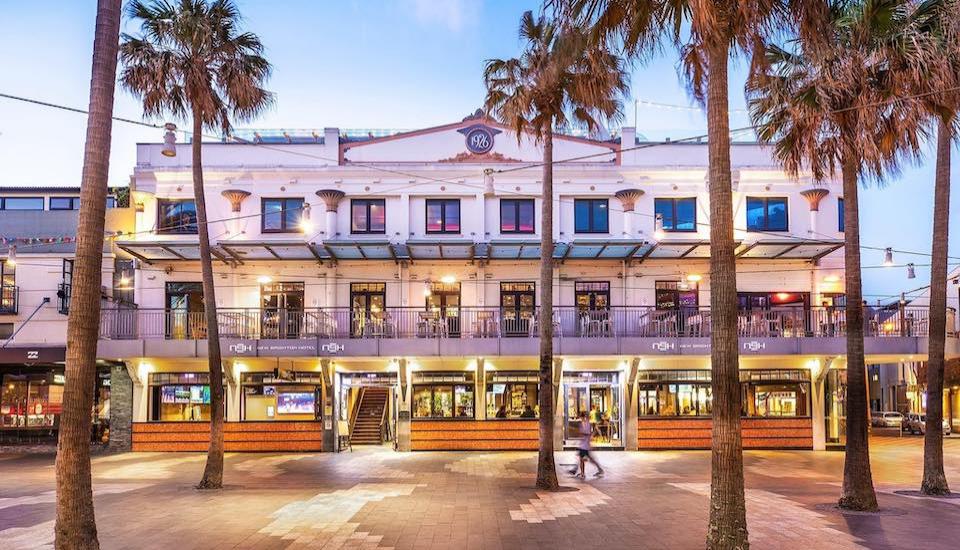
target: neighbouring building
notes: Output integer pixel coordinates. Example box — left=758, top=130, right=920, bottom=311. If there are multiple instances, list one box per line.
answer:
left=0, top=186, right=133, bottom=443
left=10, top=113, right=957, bottom=453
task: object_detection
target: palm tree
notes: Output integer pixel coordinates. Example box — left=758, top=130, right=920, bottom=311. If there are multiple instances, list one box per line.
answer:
left=748, top=0, right=935, bottom=511
left=54, top=1, right=122, bottom=547
left=120, top=0, right=272, bottom=489
left=916, top=0, right=960, bottom=496
left=555, top=1, right=817, bottom=544
left=483, top=10, right=628, bottom=490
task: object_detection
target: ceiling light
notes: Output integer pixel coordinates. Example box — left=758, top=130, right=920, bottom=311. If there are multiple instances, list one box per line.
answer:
left=440, top=275, right=457, bottom=284
left=686, top=273, right=702, bottom=283
left=257, top=275, right=272, bottom=284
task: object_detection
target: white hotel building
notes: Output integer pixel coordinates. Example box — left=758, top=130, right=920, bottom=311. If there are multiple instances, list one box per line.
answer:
left=14, top=113, right=951, bottom=452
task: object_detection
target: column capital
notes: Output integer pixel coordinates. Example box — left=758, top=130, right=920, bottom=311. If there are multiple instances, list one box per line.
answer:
left=316, top=189, right=346, bottom=212
left=800, top=188, right=830, bottom=211
left=221, top=189, right=251, bottom=213
left=614, top=188, right=644, bottom=212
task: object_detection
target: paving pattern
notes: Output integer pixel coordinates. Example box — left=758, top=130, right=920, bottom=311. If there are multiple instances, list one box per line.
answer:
left=0, top=435, right=959, bottom=549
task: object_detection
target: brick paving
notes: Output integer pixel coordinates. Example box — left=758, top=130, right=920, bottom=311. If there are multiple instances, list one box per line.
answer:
left=1, top=435, right=959, bottom=549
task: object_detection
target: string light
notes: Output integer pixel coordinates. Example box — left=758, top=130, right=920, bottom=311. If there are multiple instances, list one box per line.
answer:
left=884, top=247, right=894, bottom=267
left=907, top=263, right=916, bottom=279
left=161, top=123, right=178, bottom=157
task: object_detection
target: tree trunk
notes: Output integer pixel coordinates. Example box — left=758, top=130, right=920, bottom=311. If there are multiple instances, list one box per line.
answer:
left=54, top=1, right=121, bottom=548
left=193, top=108, right=226, bottom=490
left=704, top=43, right=749, bottom=549
left=921, top=118, right=951, bottom=495
left=536, top=126, right=559, bottom=490
left=838, top=149, right=878, bottom=511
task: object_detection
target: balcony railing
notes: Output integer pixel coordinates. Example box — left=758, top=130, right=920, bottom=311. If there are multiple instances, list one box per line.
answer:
left=0, top=285, right=18, bottom=315
left=98, top=305, right=939, bottom=341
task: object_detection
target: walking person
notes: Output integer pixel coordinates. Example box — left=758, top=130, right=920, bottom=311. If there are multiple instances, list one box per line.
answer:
left=571, top=411, right=604, bottom=479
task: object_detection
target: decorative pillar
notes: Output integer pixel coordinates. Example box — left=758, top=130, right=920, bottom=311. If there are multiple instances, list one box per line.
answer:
left=320, top=359, right=336, bottom=452
left=397, top=358, right=411, bottom=451
left=800, top=188, right=830, bottom=236
left=553, top=358, right=564, bottom=449
left=108, top=362, right=134, bottom=452
left=475, top=358, right=486, bottom=420
left=221, top=189, right=251, bottom=213
left=624, top=357, right=641, bottom=451
left=615, top=189, right=644, bottom=238
left=316, top=189, right=345, bottom=241
left=811, top=356, right=836, bottom=451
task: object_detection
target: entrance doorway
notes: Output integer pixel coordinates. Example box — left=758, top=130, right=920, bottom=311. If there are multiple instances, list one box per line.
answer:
left=563, top=372, right=622, bottom=447
left=165, top=282, right=204, bottom=339
left=350, top=283, right=386, bottom=337
left=426, top=282, right=461, bottom=337
left=261, top=282, right=305, bottom=338
left=338, top=372, right=398, bottom=448
left=500, top=282, right=535, bottom=336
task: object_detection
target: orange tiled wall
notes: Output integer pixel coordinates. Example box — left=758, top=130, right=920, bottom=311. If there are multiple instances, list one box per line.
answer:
left=411, top=420, right=538, bottom=451
left=637, top=417, right=813, bottom=449
left=132, top=421, right=323, bottom=452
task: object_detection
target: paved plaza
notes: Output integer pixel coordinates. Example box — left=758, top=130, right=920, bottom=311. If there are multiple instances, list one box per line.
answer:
left=1, top=435, right=959, bottom=549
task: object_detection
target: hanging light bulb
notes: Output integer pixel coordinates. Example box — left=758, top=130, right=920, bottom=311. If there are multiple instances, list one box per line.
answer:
left=883, top=247, right=894, bottom=266
left=161, top=123, right=178, bottom=157
left=907, top=263, right=916, bottom=279
left=483, top=169, right=495, bottom=197
left=654, top=214, right=665, bottom=239
left=423, top=280, right=432, bottom=297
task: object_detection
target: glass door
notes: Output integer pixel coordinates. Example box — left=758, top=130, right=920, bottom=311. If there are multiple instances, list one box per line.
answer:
left=261, top=282, right=305, bottom=338
left=500, top=282, right=535, bottom=336
left=575, top=281, right=611, bottom=336
left=426, top=282, right=461, bottom=336
left=350, top=283, right=386, bottom=337
left=165, top=282, right=204, bottom=339
left=563, top=372, right=622, bottom=447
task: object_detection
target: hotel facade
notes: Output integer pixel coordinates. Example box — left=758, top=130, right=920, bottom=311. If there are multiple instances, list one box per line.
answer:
left=5, top=114, right=954, bottom=452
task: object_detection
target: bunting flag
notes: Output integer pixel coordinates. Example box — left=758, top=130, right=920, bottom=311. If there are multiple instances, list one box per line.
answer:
left=0, top=236, right=76, bottom=245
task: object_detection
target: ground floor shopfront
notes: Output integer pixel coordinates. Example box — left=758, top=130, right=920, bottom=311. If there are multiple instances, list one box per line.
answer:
left=109, top=354, right=859, bottom=453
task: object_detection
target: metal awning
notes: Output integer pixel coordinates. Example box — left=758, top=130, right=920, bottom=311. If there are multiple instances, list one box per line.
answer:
left=218, top=241, right=325, bottom=263
left=562, top=240, right=648, bottom=260
left=634, top=240, right=718, bottom=261
left=317, top=240, right=397, bottom=261
left=404, top=239, right=476, bottom=260
left=486, top=240, right=566, bottom=260
left=736, top=239, right=843, bottom=260
left=115, top=240, right=232, bottom=264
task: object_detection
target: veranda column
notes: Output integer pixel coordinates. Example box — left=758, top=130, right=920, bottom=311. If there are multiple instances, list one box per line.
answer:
left=476, top=357, right=486, bottom=420
left=396, top=358, right=411, bottom=451
left=320, top=359, right=336, bottom=452
left=624, top=358, right=641, bottom=451
left=615, top=189, right=644, bottom=239
left=553, top=358, right=564, bottom=449
left=316, top=189, right=345, bottom=242
left=811, top=359, right=828, bottom=451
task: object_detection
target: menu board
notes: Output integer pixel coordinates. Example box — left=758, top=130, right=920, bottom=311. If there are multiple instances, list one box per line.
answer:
left=161, top=385, right=210, bottom=404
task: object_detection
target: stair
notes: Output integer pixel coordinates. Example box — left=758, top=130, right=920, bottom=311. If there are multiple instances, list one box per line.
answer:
left=351, top=388, right=388, bottom=445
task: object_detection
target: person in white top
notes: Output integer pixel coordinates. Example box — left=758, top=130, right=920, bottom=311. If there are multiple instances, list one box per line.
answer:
left=571, top=411, right=604, bottom=479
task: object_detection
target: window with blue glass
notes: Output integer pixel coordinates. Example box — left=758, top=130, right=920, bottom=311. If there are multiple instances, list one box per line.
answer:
left=425, top=199, right=460, bottom=234
left=837, top=198, right=844, bottom=232
left=746, top=197, right=788, bottom=232
left=261, top=198, right=304, bottom=233
left=500, top=199, right=535, bottom=233
left=654, top=198, right=697, bottom=232
left=157, top=199, right=198, bottom=234
left=574, top=199, right=609, bottom=233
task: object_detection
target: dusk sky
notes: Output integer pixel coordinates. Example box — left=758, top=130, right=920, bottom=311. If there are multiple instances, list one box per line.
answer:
left=0, top=0, right=956, bottom=301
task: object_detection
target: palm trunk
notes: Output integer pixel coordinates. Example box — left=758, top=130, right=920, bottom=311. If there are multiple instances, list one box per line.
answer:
left=838, top=149, right=878, bottom=511
left=536, top=125, right=559, bottom=490
left=704, top=43, right=749, bottom=549
left=193, top=108, right=226, bottom=490
left=921, top=118, right=951, bottom=495
left=54, top=1, right=121, bottom=547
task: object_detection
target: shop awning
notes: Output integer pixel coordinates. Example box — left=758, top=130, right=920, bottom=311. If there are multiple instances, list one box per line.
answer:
left=562, top=240, right=648, bottom=260
left=404, top=239, right=477, bottom=260
left=634, top=240, right=718, bottom=261
left=736, top=239, right=843, bottom=260
left=218, top=241, right=326, bottom=263
left=316, top=240, right=397, bottom=261
left=115, top=240, right=233, bottom=264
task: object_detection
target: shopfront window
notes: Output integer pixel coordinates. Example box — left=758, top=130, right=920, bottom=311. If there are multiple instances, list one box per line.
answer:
left=638, top=371, right=713, bottom=417
left=486, top=372, right=538, bottom=419
left=655, top=281, right=699, bottom=310
left=741, top=369, right=810, bottom=417
left=0, top=373, right=63, bottom=428
left=563, top=371, right=622, bottom=446
left=412, top=373, right=474, bottom=419
left=148, top=372, right=214, bottom=422
left=241, top=372, right=321, bottom=421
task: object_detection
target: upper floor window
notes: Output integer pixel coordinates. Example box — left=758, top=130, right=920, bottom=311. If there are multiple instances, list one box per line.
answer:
left=500, top=199, right=535, bottom=234
left=425, top=199, right=460, bottom=234
left=262, top=198, right=304, bottom=233
left=654, top=198, right=697, bottom=232
left=50, top=197, right=81, bottom=210
left=574, top=199, right=609, bottom=233
left=0, top=261, right=15, bottom=314
left=838, top=198, right=844, bottom=232
left=351, top=199, right=386, bottom=234
left=106, top=196, right=118, bottom=209
left=746, top=197, right=788, bottom=232
left=157, top=199, right=198, bottom=234
left=0, top=197, right=44, bottom=210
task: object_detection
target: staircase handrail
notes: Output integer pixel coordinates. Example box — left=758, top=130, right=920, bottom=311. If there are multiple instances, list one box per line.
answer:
left=348, top=387, right=365, bottom=439
left=378, top=391, right=389, bottom=444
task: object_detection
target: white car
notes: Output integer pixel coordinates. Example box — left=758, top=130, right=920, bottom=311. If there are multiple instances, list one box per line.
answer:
left=904, top=413, right=951, bottom=436
left=872, top=411, right=904, bottom=428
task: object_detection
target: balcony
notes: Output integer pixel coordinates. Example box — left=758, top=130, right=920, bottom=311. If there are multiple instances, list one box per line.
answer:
left=0, top=285, right=17, bottom=315
left=97, top=305, right=946, bottom=359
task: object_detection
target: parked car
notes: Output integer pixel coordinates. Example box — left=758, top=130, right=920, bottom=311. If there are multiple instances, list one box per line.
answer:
left=904, top=413, right=951, bottom=436
left=871, top=411, right=904, bottom=428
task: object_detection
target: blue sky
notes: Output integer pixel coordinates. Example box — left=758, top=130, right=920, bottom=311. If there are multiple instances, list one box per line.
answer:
left=0, top=0, right=955, bottom=301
